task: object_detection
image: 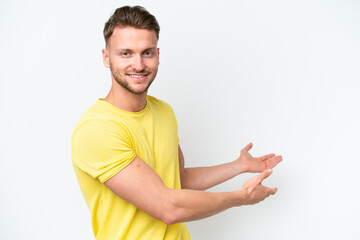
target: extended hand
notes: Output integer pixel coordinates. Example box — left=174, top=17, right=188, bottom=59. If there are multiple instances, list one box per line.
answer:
left=237, top=169, right=278, bottom=206
left=236, top=143, right=282, bottom=173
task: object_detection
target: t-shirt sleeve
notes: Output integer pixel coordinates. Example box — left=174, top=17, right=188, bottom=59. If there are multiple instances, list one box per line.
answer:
left=72, top=120, right=136, bottom=183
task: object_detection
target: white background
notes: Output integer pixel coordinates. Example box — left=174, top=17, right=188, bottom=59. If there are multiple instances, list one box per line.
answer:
left=1, top=0, right=359, bottom=239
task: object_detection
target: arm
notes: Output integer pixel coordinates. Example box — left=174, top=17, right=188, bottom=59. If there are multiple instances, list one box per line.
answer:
left=105, top=156, right=277, bottom=225
left=179, top=143, right=282, bottom=190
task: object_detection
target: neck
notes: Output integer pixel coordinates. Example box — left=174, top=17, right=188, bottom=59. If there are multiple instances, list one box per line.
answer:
left=103, top=84, right=148, bottom=112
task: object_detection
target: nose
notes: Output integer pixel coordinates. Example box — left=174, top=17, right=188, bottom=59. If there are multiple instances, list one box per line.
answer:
left=131, top=55, right=145, bottom=72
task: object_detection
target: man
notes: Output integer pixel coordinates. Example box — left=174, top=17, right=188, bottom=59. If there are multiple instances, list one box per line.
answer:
left=72, top=5, right=282, bottom=240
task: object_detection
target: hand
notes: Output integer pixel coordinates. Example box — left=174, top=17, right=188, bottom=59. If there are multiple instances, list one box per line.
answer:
left=236, top=143, right=282, bottom=173
left=237, top=169, right=278, bottom=206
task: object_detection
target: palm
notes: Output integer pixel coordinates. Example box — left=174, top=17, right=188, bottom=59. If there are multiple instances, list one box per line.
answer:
left=237, top=143, right=282, bottom=173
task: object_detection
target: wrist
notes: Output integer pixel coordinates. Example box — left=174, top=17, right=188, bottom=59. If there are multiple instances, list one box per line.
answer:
left=232, top=159, right=246, bottom=175
left=230, top=190, right=246, bottom=207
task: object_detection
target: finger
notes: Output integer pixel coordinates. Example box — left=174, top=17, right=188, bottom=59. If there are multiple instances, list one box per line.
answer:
left=270, top=187, right=278, bottom=195
left=243, top=142, right=253, bottom=152
left=257, top=169, right=273, bottom=183
left=265, top=155, right=283, bottom=168
left=259, top=153, right=276, bottom=161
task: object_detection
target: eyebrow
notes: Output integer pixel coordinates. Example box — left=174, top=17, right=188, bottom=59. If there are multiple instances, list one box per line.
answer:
left=143, top=47, right=157, bottom=52
left=115, top=47, right=157, bottom=53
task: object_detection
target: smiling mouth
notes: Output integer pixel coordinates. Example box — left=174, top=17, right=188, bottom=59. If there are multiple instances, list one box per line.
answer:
left=127, top=74, right=147, bottom=78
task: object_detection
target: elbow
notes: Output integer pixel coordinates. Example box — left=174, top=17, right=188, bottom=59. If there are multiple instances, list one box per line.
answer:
left=158, top=198, right=183, bottom=225
left=160, top=209, right=181, bottom=225
left=161, top=215, right=177, bottom=225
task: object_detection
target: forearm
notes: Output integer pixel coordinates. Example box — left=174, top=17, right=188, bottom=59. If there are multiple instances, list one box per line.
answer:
left=165, top=169, right=278, bottom=224
left=181, top=161, right=242, bottom=190
left=163, top=188, right=239, bottom=224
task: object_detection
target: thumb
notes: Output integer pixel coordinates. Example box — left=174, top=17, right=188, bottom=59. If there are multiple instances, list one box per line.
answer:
left=243, top=142, right=253, bottom=152
left=257, top=169, right=273, bottom=183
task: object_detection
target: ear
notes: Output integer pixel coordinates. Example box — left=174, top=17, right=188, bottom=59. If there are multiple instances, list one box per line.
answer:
left=102, top=48, right=110, bottom=68
left=157, top=48, right=160, bottom=65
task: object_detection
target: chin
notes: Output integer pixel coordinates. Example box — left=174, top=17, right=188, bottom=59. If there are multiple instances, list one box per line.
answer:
left=129, top=85, right=151, bottom=95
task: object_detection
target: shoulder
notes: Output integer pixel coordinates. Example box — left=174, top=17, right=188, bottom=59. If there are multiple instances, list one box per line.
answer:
left=72, top=100, right=131, bottom=141
left=147, top=95, right=175, bottom=114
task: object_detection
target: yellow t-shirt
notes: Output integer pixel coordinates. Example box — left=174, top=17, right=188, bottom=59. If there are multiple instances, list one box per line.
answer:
left=72, top=96, right=191, bottom=240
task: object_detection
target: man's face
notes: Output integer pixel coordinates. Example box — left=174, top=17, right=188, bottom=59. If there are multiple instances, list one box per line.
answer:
left=102, top=26, right=159, bottom=95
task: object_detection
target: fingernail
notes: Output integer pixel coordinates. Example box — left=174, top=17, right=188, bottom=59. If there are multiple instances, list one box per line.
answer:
left=267, top=169, right=272, bottom=173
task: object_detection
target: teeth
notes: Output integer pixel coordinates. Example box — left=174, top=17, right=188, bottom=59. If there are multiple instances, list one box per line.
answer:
left=129, top=75, right=145, bottom=78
